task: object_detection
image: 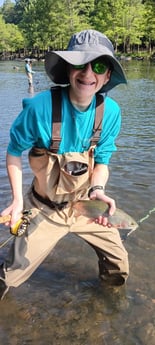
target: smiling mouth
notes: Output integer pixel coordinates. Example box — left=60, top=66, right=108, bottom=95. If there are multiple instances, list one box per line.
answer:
left=78, top=79, right=95, bottom=86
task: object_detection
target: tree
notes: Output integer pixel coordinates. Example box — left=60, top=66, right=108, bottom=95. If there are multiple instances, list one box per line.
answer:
left=13, top=0, right=29, bottom=25
left=91, top=0, right=129, bottom=51
left=1, top=0, right=15, bottom=24
left=121, top=0, right=146, bottom=53
left=18, top=0, right=94, bottom=50
left=143, top=0, right=155, bottom=52
left=0, top=0, right=154, bottom=54
left=91, top=0, right=146, bottom=53
left=0, top=14, right=24, bottom=53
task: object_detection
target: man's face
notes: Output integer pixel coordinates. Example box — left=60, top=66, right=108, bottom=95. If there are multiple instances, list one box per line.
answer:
left=68, top=59, right=111, bottom=100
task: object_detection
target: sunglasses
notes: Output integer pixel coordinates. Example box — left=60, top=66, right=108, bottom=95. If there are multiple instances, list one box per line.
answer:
left=71, top=59, right=109, bottom=74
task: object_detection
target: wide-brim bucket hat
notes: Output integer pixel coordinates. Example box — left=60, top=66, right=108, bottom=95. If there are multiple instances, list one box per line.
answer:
left=45, top=29, right=127, bottom=92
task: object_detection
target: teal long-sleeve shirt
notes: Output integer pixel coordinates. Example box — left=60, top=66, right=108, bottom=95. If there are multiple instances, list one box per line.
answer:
left=7, top=88, right=121, bottom=165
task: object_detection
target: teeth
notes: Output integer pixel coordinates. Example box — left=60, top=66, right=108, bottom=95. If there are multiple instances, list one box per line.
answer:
left=78, top=80, right=94, bottom=85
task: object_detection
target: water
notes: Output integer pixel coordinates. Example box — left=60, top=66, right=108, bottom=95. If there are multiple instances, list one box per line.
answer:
left=0, top=60, right=155, bottom=345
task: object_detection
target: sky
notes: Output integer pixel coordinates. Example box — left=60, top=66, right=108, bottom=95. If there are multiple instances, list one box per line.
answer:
left=0, top=0, right=15, bottom=6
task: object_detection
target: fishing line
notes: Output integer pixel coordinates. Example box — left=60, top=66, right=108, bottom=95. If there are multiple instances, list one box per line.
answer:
left=138, top=207, right=155, bottom=224
left=124, top=206, right=155, bottom=239
left=0, top=235, right=13, bottom=249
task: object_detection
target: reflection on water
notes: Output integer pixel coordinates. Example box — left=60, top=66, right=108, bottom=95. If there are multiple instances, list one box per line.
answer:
left=0, top=60, right=155, bottom=345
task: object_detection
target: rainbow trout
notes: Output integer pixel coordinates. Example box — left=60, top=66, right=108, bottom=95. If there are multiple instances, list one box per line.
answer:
left=73, top=200, right=138, bottom=232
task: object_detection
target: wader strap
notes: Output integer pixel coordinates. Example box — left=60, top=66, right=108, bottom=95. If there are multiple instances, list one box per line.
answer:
left=50, top=87, right=62, bottom=152
left=91, top=94, right=104, bottom=146
left=50, top=88, right=104, bottom=152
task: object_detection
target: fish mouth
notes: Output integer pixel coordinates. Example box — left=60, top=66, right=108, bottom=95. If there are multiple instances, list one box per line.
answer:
left=119, top=227, right=135, bottom=231
left=119, top=224, right=139, bottom=241
left=121, top=224, right=138, bottom=230
left=119, top=223, right=139, bottom=232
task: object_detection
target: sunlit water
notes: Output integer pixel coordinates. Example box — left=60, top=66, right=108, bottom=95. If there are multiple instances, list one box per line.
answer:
left=0, top=60, right=155, bottom=345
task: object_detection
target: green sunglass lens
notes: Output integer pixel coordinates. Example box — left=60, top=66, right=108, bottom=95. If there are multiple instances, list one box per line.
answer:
left=92, top=62, right=107, bottom=74
left=72, top=62, right=108, bottom=74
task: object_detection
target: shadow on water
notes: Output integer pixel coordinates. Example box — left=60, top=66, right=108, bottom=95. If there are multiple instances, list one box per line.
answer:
left=0, top=60, right=155, bottom=344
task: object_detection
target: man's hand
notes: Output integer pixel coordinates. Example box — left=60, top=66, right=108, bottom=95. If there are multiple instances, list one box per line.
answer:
left=1, top=200, right=23, bottom=227
left=89, top=189, right=116, bottom=226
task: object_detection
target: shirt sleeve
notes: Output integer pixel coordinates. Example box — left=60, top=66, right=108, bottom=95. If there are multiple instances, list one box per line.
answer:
left=7, top=91, right=52, bottom=156
left=94, top=96, right=121, bottom=165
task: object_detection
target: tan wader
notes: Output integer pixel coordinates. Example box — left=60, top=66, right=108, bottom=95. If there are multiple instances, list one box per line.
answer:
left=3, top=146, right=129, bottom=290
left=26, top=72, right=33, bottom=86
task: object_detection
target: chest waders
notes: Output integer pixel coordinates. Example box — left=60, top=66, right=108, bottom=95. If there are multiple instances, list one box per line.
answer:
left=29, top=88, right=105, bottom=206
left=0, top=89, right=129, bottom=299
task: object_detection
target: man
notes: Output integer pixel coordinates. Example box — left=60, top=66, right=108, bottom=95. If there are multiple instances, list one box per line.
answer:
left=25, top=58, right=35, bottom=86
left=0, top=29, right=128, bottom=300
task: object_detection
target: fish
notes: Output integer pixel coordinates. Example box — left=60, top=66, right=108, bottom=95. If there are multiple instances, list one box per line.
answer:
left=0, top=203, right=138, bottom=240
left=73, top=200, right=138, bottom=233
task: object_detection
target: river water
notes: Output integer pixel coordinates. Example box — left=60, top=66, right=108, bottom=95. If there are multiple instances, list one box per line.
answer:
left=0, top=60, right=155, bottom=345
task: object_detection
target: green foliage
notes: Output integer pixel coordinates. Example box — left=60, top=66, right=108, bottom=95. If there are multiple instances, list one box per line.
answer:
left=0, top=0, right=154, bottom=53
left=1, top=0, right=15, bottom=24
left=0, top=14, right=24, bottom=52
left=91, top=0, right=146, bottom=52
left=143, top=0, right=155, bottom=50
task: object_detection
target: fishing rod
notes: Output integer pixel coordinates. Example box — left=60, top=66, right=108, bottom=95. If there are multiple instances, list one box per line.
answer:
left=0, top=236, right=13, bottom=249
left=0, top=210, right=31, bottom=249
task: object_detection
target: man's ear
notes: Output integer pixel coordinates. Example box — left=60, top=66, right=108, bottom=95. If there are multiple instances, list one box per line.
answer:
left=103, top=69, right=111, bottom=86
left=106, top=69, right=111, bottom=82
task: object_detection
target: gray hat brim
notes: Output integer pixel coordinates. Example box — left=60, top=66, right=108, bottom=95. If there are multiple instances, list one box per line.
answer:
left=45, top=50, right=127, bottom=92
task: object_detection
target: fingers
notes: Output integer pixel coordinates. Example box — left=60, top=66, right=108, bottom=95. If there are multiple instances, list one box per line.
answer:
left=95, top=215, right=112, bottom=227
left=1, top=208, right=12, bottom=227
left=108, top=198, right=116, bottom=216
left=1, top=205, right=23, bottom=227
left=10, top=211, right=23, bottom=228
left=90, top=193, right=116, bottom=216
left=91, top=193, right=116, bottom=226
left=99, top=194, right=116, bottom=214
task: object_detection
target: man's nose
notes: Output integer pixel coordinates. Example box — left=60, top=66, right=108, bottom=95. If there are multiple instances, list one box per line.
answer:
left=82, top=63, right=93, bottom=74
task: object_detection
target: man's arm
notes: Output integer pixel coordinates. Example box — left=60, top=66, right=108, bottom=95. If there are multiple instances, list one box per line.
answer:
left=90, top=163, right=109, bottom=189
left=1, top=154, right=23, bottom=227
left=89, top=163, right=116, bottom=225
